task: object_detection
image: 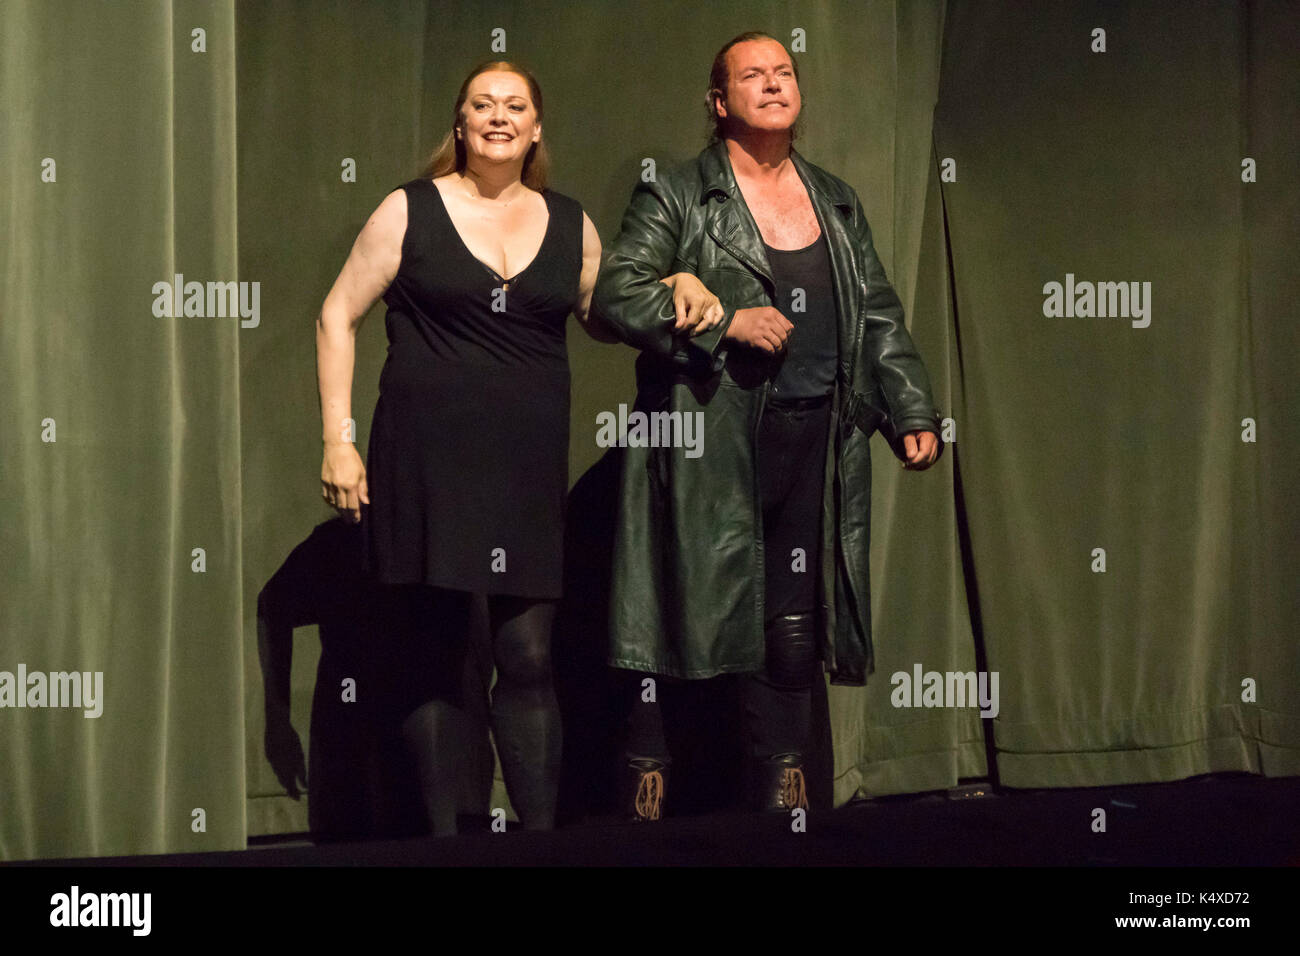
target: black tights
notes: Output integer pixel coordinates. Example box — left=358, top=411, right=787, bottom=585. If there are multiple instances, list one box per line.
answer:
left=384, top=587, right=560, bottom=835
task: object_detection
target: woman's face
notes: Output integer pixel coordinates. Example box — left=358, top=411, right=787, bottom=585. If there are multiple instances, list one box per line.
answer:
left=458, top=71, right=541, bottom=170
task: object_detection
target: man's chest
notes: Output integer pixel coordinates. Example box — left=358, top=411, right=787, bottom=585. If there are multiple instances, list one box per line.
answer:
left=733, top=177, right=822, bottom=249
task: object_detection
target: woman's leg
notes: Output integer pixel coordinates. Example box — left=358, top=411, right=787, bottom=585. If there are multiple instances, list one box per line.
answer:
left=487, top=595, right=562, bottom=830
left=384, top=585, right=473, bottom=836
left=401, top=697, right=472, bottom=835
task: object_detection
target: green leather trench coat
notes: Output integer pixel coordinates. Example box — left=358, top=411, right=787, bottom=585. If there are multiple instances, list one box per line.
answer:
left=591, top=140, right=945, bottom=686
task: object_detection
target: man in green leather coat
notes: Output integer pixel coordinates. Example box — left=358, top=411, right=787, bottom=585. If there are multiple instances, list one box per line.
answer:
left=591, top=32, right=945, bottom=815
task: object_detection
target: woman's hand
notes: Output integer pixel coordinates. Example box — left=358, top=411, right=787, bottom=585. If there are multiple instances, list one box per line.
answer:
left=321, top=441, right=369, bottom=523
left=660, top=272, right=724, bottom=334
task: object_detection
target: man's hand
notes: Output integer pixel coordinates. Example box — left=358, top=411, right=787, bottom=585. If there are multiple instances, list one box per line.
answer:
left=659, top=273, right=724, bottom=334
left=900, top=430, right=939, bottom=470
left=723, top=306, right=793, bottom=354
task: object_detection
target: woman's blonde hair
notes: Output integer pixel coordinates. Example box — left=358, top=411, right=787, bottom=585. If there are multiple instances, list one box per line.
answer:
left=420, top=60, right=550, bottom=189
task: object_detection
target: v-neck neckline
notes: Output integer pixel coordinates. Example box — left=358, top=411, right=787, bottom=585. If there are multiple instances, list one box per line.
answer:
left=429, top=178, right=552, bottom=285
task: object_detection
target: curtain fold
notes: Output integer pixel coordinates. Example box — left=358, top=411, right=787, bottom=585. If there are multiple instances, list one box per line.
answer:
left=1, top=0, right=245, bottom=860
left=933, top=0, right=1299, bottom=786
left=823, top=0, right=981, bottom=804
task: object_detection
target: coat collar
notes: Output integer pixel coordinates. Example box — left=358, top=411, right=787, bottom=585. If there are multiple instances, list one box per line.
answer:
left=695, top=138, right=856, bottom=299
left=696, top=138, right=854, bottom=213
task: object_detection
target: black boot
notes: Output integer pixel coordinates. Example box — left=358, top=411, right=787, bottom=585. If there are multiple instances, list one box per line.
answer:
left=752, top=752, right=809, bottom=812
left=624, top=757, right=669, bottom=822
left=743, top=611, right=817, bottom=812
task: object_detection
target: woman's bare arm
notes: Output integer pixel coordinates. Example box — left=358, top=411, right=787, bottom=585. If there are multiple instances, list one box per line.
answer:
left=573, top=211, right=620, bottom=343
left=316, top=188, right=405, bottom=521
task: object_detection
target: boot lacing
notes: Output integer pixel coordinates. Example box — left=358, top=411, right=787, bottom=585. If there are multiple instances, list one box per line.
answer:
left=781, top=767, right=808, bottom=811
left=634, top=769, right=664, bottom=820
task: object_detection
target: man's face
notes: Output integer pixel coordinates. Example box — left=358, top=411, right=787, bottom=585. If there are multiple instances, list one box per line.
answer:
left=717, top=39, right=801, bottom=136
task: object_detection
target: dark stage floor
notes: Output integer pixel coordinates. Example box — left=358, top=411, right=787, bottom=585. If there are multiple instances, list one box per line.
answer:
left=34, top=772, right=1300, bottom=867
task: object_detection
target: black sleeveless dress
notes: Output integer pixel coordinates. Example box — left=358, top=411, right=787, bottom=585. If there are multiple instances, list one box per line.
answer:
left=360, top=178, right=582, bottom=598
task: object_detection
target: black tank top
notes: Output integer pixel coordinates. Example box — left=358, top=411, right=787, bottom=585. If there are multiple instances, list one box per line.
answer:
left=764, top=233, right=837, bottom=399
left=379, top=178, right=581, bottom=383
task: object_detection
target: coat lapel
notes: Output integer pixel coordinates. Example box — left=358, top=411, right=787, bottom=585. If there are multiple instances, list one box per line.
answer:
left=698, top=141, right=774, bottom=295
left=697, top=140, right=862, bottom=375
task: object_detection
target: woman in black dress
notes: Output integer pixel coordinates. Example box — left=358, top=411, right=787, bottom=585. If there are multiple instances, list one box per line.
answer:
left=315, top=60, right=720, bottom=835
